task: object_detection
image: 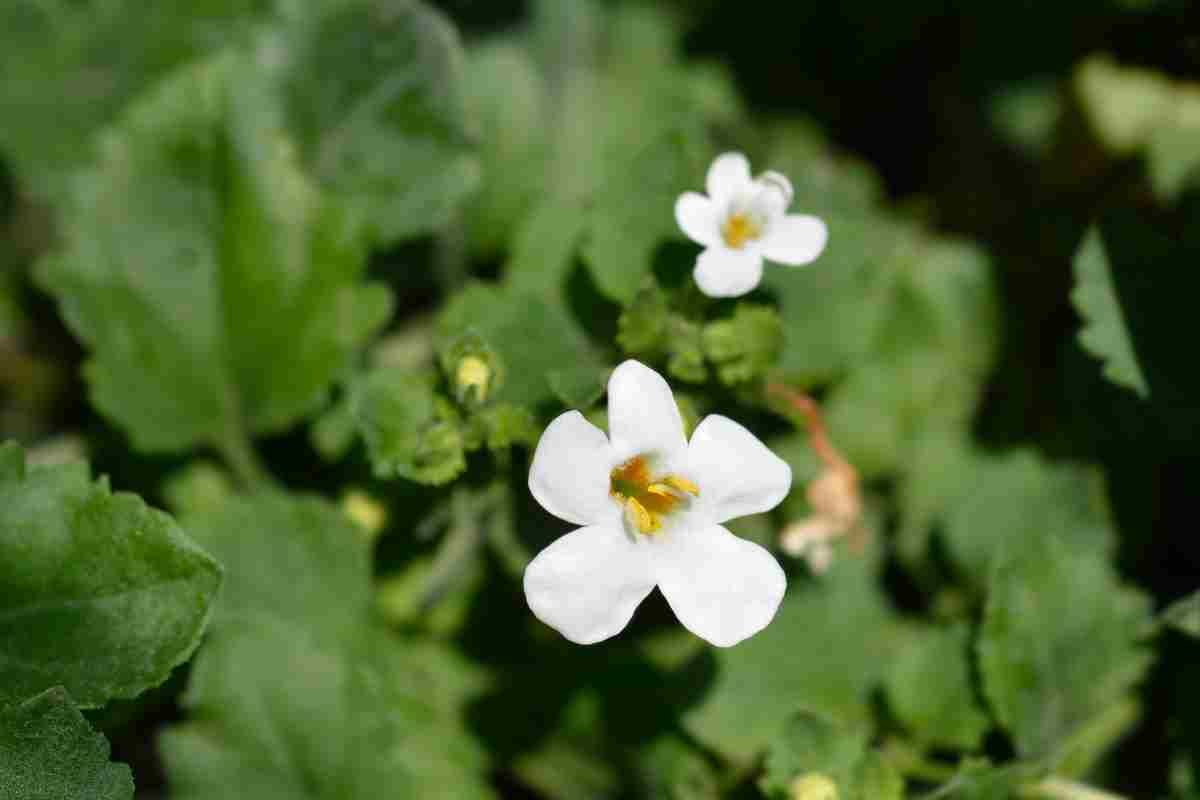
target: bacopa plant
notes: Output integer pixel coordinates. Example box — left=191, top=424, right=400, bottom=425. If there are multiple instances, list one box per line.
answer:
left=1, top=1, right=1197, bottom=799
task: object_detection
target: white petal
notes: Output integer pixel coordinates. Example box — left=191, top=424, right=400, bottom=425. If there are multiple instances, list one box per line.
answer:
left=693, top=247, right=764, bottom=298
left=687, top=414, right=792, bottom=523
left=675, top=191, right=720, bottom=247
left=524, top=525, right=656, bottom=644
left=654, top=523, right=786, bottom=647
left=607, top=360, right=687, bottom=461
left=529, top=410, right=620, bottom=528
left=762, top=214, right=828, bottom=266
left=706, top=152, right=753, bottom=204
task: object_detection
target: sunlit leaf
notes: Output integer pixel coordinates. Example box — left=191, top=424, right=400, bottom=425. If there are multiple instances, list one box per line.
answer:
left=760, top=712, right=904, bottom=800
left=0, top=687, right=132, bottom=800
left=1071, top=227, right=1149, bottom=397
left=0, top=442, right=221, bottom=708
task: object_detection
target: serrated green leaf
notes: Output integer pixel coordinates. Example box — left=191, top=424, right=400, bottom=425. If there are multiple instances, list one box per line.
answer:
left=1071, top=228, right=1149, bottom=397
left=181, top=491, right=371, bottom=644
left=0, top=0, right=269, bottom=199
left=884, top=623, right=991, bottom=750
left=353, top=366, right=466, bottom=485
left=437, top=283, right=598, bottom=409
left=1163, top=591, right=1200, bottom=638
left=161, top=616, right=495, bottom=800
left=979, top=535, right=1153, bottom=758
left=475, top=403, right=540, bottom=452
left=37, top=54, right=392, bottom=454
left=0, top=444, right=221, bottom=708
left=683, top=557, right=899, bottom=763
left=277, top=0, right=480, bottom=244
left=0, top=687, right=132, bottom=800
left=760, top=712, right=904, bottom=800
left=702, top=304, right=784, bottom=385
left=941, top=449, right=1112, bottom=585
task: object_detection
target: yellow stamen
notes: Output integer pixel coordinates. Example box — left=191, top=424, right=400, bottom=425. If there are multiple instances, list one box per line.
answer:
left=721, top=212, right=761, bottom=249
left=662, top=475, right=699, bottom=496
left=610, top=456, right=699, bottom=535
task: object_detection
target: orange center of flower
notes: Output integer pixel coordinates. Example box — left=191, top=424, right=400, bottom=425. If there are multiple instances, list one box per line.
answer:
left=721, top=212, right=761, bottom=249
left=609, top=456, right=699, bottom=535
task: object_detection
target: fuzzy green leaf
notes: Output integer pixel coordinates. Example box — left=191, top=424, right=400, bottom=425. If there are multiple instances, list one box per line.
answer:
left=277, top=0, right=480, bottom=244
left=760, top=712, right=903, bottom=800
left=547, top=366, right=609, bottom=411
left=37, top=55, right=392, bottom=454
left=0, top=444, right=221, bottom=708
left=884, top=623, right=991, bottom=750
left=979, top=535, right=1153, bottom=758
left=1071, top=227, right=1149, bottom=397
left=702, top=304, right=784, bottom=386
left=161, top=616, right=495, bottom=800
left=181, top=491, right=371, bottom=643
left=0, top=687, right=132, bottom=800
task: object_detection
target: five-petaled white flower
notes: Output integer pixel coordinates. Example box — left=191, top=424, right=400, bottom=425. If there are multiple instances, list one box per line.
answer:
left=524, top=360, right=792, bottom=647
left=675, top=152, right=828, bottom=298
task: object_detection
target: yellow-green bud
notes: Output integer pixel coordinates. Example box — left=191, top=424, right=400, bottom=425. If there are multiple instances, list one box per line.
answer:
left=341, top=489, right=387, bottom=540
left=789, top=773, right=839, bottom=800
left=456, top=355, right=492, bottom=403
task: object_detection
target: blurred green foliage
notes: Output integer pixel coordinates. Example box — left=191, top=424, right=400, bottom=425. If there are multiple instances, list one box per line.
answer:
left=1, top=0, right=1197, bottom=798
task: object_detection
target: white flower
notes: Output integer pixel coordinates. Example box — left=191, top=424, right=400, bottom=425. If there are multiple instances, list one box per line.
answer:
left=524, top=360, right=792, bottom=647
left=675, top=152, right=828, bottom=298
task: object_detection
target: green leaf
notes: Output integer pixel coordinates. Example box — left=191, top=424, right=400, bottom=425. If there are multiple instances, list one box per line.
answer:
left=277, top=0, right=480, bottom=245
left=547, top=366, right=609, bottom=411
left=941, top=449, right=1112, bottom=585
left=937, top=759, right=1039, bottom=800
left=1071, top=228, right=1149, bottom=397
left=0, top=687, right=132, bottom=800
left=353, top=366, right=466, bottom=485
left=160, top=616, right=495, bottom=800
left=181, top=491, right=371, bottom=644
left=979, top=535, right=1153, bottom=758
left=760, top=712, right=904, bottom=800
left=884, top=623, right=991, bottom=750
left=462, top=42, right=548, bottom=258
left=702, top=304, right=784, bottom=385
left=683, top=557, right=899, bottom=763
left=0, top=444, right=221, bottom=708
left=1163, top=591, right=1200, bottom=638
left=37, top=54, right=392, bottom=454
left=437, top=282, right=598, bottom=409
left=0, top=0, right=269, bottom=199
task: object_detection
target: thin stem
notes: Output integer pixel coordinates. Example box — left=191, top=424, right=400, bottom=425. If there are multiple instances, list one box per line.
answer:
left=215, top=428, right=272, bottom=490
left=1023, top=778, right=1128, bottom=800
left=766, top=382, right=853, bottom=475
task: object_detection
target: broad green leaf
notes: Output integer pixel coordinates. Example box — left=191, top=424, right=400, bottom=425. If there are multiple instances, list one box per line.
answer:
left=979, top=535, right=1153, bottom=758
left=1163, top=591, right=1200, bottom=638
left=884, top=623, right=991, bottom=750
left=437, top=282, right=598, bottom=409
left=37, top=55, right=392, bottom=454
left=683, top=557, right=899, bottom=763
left=161, top=616, right=495, bottom=800
left=1071, top=228, right=1149, bottom=397
left=181, top=491, right=371, bottom=643
left=0, top=444, right=221, bottom=708
left=635, top=735, right=721, bottom=800
left=0, top=0, right=269, bottom=199
left=941, top=449, right=1112, bottom=585
left=0, top=687, right=132, bottom=800
left=760, top=712, right=904, bottom=800
left=547, top=366, right=609, bottom=410
left=463, top=42, right=548, bottom=258
left=938, top=759, right=1038, bottom=800
left=276, top=0, right=480, bottom=245
left=162, top=461, right=234, bottom=518
left=353, top=366, right=466, bottom=485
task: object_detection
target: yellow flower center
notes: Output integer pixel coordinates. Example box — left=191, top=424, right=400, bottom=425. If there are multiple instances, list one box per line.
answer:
left=609, top=456, right=699, bottom=535
left=721, top=212, right=761, bottom=249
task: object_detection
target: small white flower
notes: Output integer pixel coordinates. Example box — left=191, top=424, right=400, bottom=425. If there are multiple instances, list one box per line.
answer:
left=675, top=152, right=828, bottom=298
left=525, top=360, right=791, bottom=647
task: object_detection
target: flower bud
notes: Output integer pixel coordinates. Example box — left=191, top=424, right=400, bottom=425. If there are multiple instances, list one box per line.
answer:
left=790, top=773, right=839, bottom=800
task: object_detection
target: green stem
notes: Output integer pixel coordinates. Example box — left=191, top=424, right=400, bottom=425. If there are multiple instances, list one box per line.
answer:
left=1022, top=778, right=1129, bottom=800
left=216, top=428, right=272, bottom=490
left=882, top=739, right=958, bottom=784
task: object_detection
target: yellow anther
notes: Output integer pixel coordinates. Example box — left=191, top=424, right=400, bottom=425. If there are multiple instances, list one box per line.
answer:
left=721, top=212, right=761, bottom=249
left=663, top=475, right=700, bottom=496
left=646, top=483, right=676, bottom=499
left=626, top=497, right=659, bottom=534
